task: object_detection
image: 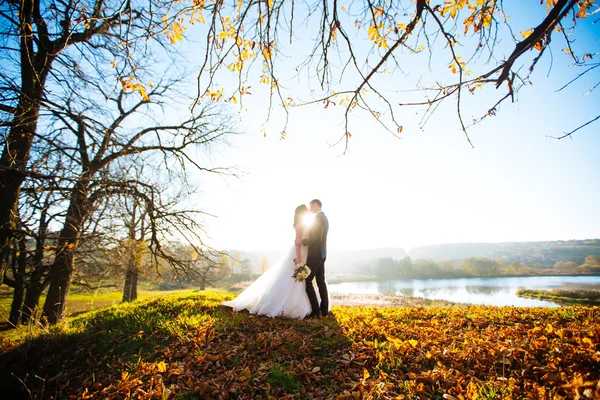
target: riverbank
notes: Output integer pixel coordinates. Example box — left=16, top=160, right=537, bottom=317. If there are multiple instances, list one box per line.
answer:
left=516, top=289, right=600, bottom=306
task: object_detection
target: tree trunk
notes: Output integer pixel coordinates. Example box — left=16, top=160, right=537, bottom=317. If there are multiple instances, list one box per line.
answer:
left=0, top=115, right=36, bottom=286
left=42, top=178, right=91, bottom=324
left=21, top=265, right=50, bottom=324
left=42, top=248, right=75, bottom=324
left=8, top=282, right=25, bottom=326
left=8, top=238, right=27, bottom=326
left=122, top=265, right=139, bottom=302
left=21, top=197, right=51, bottom=324
left=0, top=0, right=54, bottom=285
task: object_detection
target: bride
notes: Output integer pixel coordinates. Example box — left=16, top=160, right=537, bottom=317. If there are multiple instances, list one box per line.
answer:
left=223, top=204, right=327, bottom=319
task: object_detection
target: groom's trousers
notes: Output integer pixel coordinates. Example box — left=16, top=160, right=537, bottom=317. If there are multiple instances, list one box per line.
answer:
left=305, top=256, right=329, bottom=316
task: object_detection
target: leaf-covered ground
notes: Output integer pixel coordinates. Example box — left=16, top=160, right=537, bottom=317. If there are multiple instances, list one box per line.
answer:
left=0, top=291, right=599, bottom=399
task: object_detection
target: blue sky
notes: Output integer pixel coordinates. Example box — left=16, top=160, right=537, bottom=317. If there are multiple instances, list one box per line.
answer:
left=182, top=2, right=600, bottom=252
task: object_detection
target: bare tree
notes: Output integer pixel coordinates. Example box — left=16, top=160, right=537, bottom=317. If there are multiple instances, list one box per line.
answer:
left=167, top=0, right=598, bottom=147
left=31, top=67, right=235, bottom=323
left=0, top=0, right=201, bottom=285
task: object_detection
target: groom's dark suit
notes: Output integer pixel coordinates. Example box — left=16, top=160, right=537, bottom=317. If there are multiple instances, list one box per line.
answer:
left=303, top=211, right=329, bottom=316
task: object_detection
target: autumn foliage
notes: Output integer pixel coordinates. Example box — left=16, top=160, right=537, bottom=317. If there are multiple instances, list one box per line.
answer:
left=1, top=291, right=598, bottom=399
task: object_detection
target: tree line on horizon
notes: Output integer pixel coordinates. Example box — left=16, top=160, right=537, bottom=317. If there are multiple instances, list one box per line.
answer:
left=366, top=254, right=600, bottom=280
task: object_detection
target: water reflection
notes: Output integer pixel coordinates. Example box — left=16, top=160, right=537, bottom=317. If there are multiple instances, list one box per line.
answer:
left=329, top=276, right=600, bottom=307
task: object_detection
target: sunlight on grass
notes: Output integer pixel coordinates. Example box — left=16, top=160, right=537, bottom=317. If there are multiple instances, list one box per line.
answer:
left=1, top=291, right=598, bottom=399
left=0, top=288, right=234, bottom=349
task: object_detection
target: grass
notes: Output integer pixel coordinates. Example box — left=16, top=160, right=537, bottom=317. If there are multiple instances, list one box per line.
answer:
left=0, top=291, right=598, bottom=399
left=267, top=363, right=299, bottom=393
left=0, top=283, right=196, bottom=328
left=516, top=288, right=600, bottom=305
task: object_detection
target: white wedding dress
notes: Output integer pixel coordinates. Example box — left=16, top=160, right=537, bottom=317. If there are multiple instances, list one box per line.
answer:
left=223, top=225, right=328, bottom=320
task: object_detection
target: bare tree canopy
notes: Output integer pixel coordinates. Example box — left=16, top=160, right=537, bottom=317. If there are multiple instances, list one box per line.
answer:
left=159, top=0, right=598, bottom=147
left=0, top=0, right=200, bottom=284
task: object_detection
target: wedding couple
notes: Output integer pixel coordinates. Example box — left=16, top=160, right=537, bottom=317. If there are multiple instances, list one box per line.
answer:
left=223, top=199, right=330, bottom=319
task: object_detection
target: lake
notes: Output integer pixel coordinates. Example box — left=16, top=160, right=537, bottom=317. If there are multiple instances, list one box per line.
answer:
left=328, top=275, right=600, bottom=307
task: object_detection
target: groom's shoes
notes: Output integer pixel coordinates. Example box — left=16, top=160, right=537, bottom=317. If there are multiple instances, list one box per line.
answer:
left=307, top=312, right=321, bottom=319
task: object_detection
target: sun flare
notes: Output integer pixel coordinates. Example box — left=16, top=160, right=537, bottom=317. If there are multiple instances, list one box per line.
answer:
left=303, top=213, right=315, bottom=226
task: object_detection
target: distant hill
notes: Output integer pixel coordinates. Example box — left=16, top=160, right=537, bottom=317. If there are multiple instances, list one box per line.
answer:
left=408, top=239, right=600, bottom=267
left=227, top=239, right=600, bottom=273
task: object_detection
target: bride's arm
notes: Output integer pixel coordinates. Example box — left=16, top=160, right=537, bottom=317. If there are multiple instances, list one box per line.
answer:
left=294, top=225, right=303, bottom=264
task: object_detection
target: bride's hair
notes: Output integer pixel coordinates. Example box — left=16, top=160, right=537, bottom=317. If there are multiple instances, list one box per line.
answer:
left=293, top=204, right=309, bottom=227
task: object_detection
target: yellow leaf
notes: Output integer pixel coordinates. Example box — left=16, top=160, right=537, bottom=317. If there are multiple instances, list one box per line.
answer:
left=582, top=337, right=593, bottom=347
left=242, top=367, right=251, bottom=378
left=520, top=28, right=533, bottom=40
left=409, top=339, right=418, bottom=348
left=157, top=361, right=167, bottom=372
left=363, top=368, right=370, bottom=380
left=375, top=36, right=388, bottom=49
left=368, top=25, right=379, bottom=41
left=231, top=95, right=238, bottom=104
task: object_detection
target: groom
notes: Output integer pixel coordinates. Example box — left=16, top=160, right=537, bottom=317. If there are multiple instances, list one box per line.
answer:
left=303, top=199, right=329, bottom=318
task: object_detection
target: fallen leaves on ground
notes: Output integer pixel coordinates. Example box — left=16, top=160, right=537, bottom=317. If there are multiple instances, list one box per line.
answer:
left=1, top=292, right=599, bottom=399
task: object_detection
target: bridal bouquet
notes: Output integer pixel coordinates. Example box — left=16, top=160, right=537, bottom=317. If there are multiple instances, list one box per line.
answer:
left=292, top=264, right=311, bottom=282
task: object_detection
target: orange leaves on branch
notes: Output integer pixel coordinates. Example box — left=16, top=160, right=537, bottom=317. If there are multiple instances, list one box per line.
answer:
left=367, top=25, right=379, bottom=41
left=368, top=23, right=389, bottom=49
left=120, top=78, right=150, bottom=101
left=219, top=16, right=236, bottom=41
left=576, top=0, right=595, bottom=18
left=520, top=28, right=534, bottom=40
left=520, top=28, right=545, bottom=51
left=448, top=56, right=470, bottom=75
left=437, top=0, right=498, bottom=35
left=259, top=75, right=271, bottom=85
left=463, top=6, right=494, bottom=34
left=440, top=0, right=469, bottom=19
left=205, top=88, right=224, bottom=102
left=261, top=41, right=275, bottom=61
left=375, top=35, right=388, bottom=49
left=164, top=17, right=187, bottom=44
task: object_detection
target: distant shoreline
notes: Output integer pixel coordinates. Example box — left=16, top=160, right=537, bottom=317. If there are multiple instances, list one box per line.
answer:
left=327, top=273, right=600, bottom=284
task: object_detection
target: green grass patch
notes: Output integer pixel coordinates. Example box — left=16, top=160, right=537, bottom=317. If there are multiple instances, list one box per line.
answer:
left=516, top=288, right=600, bottom=305
left=267, top=363, right=299, bottom=393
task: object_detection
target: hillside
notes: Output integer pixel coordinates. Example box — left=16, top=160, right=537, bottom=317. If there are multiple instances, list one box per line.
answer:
left=232, top=239, right=600, bottom=274
left=1, top=291, right=598, bottom=399
left=408, top=239, right=600, bottom=267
